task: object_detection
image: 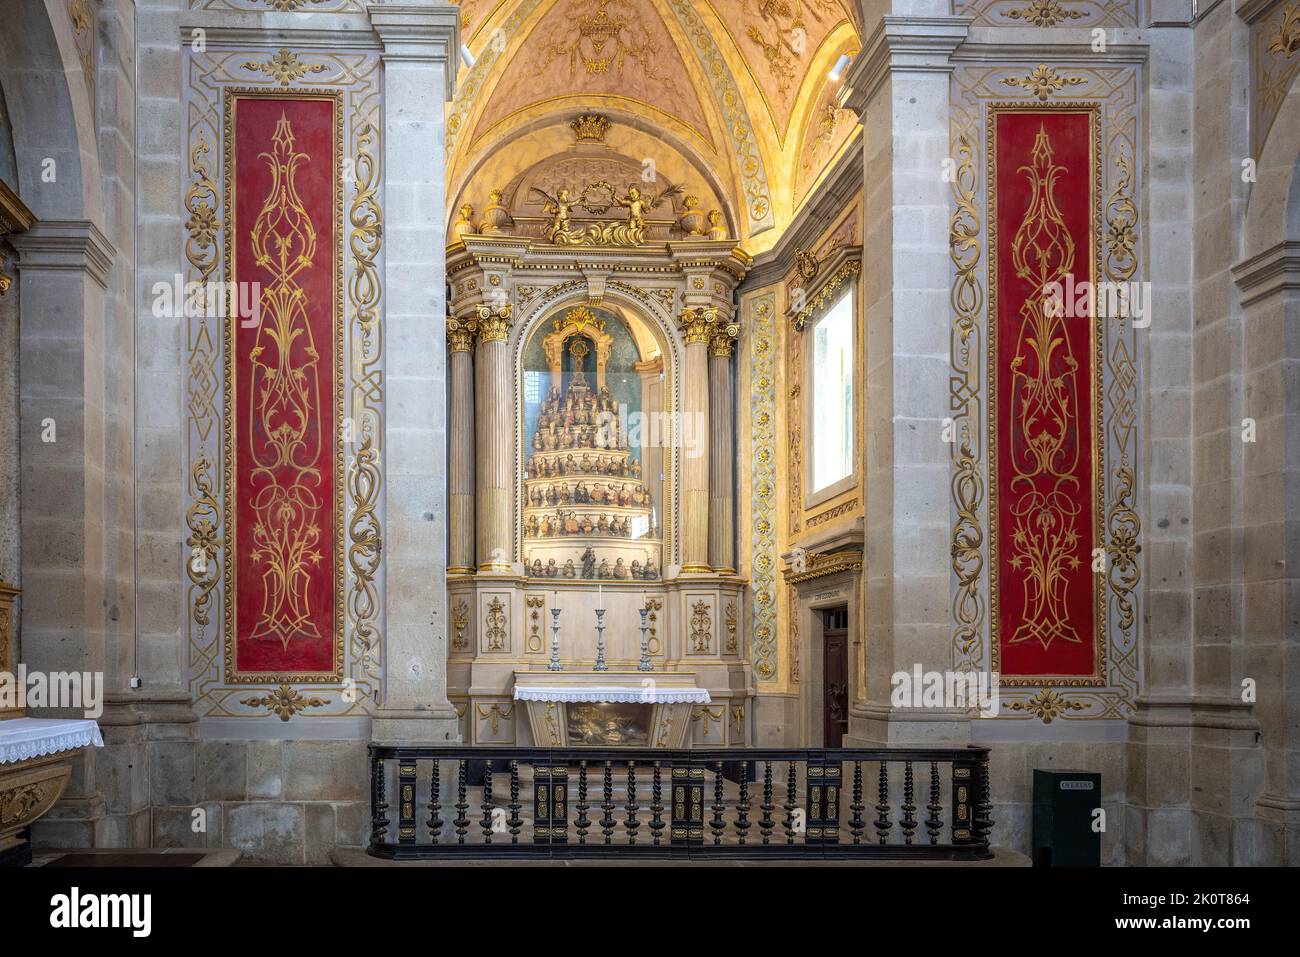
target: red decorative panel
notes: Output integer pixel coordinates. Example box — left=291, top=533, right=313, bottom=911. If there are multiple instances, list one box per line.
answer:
left=988, top=106, right=1105, bottom=684
left=224, top=92, right=344, bottom=682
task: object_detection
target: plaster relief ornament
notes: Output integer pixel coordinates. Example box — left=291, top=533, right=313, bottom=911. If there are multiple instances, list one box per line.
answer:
left=679, top=194, right=707, bottom=236
left=707, top=209, right=728, bottom=241
left=478, top=189, right=514, bottom=233
left=452, top=203, right=475, bottom=241
left=531, top=180, right=683, bottom=246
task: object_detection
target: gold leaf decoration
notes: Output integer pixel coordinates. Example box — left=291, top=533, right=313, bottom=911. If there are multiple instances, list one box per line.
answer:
left=1001, top=64, right=1086, bottom=101
left=241, top=684, right=329, bottom=721
left=244, top=49, right=328, bottom=87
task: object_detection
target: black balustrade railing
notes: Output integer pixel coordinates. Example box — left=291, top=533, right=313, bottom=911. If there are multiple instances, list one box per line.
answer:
left=368, top=746, right=993, bottom=860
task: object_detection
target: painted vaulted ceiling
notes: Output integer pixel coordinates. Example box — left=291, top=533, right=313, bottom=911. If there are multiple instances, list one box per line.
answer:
left=448, top=0, right=861, bottom=248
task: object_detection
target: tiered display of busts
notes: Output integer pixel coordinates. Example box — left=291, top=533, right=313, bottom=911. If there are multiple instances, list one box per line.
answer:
left=524, top=372, right=660, bottom=580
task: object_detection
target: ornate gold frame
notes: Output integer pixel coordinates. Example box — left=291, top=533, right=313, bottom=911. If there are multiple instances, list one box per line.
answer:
left=512, top=297, right=682, bottom=569
left=985, top=102, right=1107, bottom=688
left=221, top=88, right=346, bottom=684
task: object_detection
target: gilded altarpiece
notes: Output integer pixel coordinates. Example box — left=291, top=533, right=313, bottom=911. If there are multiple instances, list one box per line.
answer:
left=949, top=64, right=1142, bottom=721
left=184, top=46, right=385, bottom=718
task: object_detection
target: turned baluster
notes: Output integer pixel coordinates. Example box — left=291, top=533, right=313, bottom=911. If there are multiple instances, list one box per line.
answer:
left=480, top=762, right=495, bottom=843
left=735, top=766, right=751, bottom=845
left=601, top=761, right=616, bottom=845
left=427, top=760, right=443, bottom=844
left=576, top=761, right=590, bottom=845
left=901, top=761, right=917, bottom=845
left=974, top=757, right=994, bottom=848
left=926, top=761, right=943, bottom=845
left=454, top=759, right=469, bottom=845
left=783, top=761, right=798, bottom=845
left=849, top=761, right=865, bottom=845
left=650, top=762, right=665, bottom=846
left=711, top=761, right=726, bottom=844
left=508, top=760, right=522, bottom=844
left=370, top=754, right=389, bottom=847
left=624, top=761, right=640, bottom=844
left=759, top=761, right=775, bottom=844
left=875, top=761, right=892, bottom=844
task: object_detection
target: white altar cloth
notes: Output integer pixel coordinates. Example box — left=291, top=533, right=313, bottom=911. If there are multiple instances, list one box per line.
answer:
left=0, top=717, right=104, bottom=765
left=512, top=685, right=711, bottom=705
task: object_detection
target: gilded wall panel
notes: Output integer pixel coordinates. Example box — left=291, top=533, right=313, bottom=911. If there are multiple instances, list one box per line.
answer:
left=184, top=46, right=385, bottom=718
left=950, top=62, right=1142, bottom=721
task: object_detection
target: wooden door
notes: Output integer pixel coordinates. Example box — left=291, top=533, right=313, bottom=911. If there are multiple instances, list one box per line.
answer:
left=822, top=606, right=849, bottom=747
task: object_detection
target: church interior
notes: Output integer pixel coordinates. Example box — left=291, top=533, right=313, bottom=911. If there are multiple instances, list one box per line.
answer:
left=0, top=0, right=1297, bottom=882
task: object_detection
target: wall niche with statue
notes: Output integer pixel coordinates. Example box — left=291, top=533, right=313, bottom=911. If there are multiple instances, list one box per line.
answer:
left=520, top=304, right=667, bottom=583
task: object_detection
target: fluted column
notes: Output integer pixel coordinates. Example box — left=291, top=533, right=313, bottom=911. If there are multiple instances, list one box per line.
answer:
left=474, top=303, right=514, bottom=573
left=447, top=315, right=477, bottom=574
left=678, top=307, right=713, bottom=573
left=708, top=316, right=739, bottom=573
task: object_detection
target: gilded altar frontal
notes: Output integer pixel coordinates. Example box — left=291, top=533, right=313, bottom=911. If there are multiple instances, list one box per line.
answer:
left=0, top=0, right=1292, bottom=924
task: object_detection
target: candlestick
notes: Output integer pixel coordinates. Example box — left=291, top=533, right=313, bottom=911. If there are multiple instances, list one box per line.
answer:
left=593, top=607, right=607, bottom=672
left=637, top=606, right=652, bottom=672
left=548, top=606, right=563, bottom=671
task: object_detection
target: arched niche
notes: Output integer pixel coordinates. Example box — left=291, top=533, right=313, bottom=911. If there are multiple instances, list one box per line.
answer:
left=512, top=296, right=682, bottom=577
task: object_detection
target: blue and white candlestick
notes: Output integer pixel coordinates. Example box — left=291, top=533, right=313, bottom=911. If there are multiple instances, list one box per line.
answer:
left=593, top=607, right=608, bottom=672
left=637, top=606, right=652, bottom=672
left=548, top=606, right=563, bottom=671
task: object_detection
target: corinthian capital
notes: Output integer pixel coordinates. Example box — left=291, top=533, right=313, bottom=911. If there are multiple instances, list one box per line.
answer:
left=475, top=302, right=514, bottom=343
left=677, top=306, right=718, bottom=345
left=446, top=314, right=478, bottom=353
left=709, top=315, right=740, bottom=357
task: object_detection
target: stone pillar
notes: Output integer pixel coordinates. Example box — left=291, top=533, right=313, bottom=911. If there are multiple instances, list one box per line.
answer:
left=12, top=222, right=115, bottom=683
left=708, top=316, right=739, bottom=573
left=842, top=15, right=970, bottom=745
left=677, top=307, right=713, bottom=573
left=369, top=1, right=460, bottom=743
left=474, top=303, right=514, bottom=573
left=446, top=315, right=476, bottom=574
